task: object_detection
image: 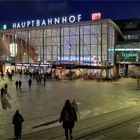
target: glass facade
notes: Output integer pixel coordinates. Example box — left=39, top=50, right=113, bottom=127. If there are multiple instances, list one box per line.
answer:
left=0, top=20, right=117, bottom=69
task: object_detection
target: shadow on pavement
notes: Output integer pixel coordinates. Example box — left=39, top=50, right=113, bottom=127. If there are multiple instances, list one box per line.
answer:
left=32, top=118, right=59, bottom=129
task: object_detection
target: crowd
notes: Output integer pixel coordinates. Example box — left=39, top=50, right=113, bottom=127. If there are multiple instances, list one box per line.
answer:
left=0, top=70, right=79, bottom=140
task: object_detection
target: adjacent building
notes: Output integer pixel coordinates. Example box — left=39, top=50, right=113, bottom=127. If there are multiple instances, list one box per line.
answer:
left=115, top=19, right=140, bottom=77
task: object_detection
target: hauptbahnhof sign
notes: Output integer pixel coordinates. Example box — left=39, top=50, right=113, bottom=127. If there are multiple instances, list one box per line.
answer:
left=12, top=14, right=82, bottom=29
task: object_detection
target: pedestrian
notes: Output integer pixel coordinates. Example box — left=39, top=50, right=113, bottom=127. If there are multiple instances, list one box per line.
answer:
left=60, top=100, right=77, bottom=140
left=18, top=80, right=22, bottom=89
left=15, top=81, right=19, bottom=89
left=12, top=110, right=24, bottom=140
left=4, top=83, right=8, bottom=95
left=1, top=87, right=6, bottom=110
left=1, top=86, right=11, bottom=110
left=8, top=73, right=12, bottom=81
left=4, top=83, right=11, bottom=99
left=1, top=87, right=4, bottom=98
left=6, top=69, right=9, bottom=76
left=43, top=75, right=46, bottom=85
left=12, top=69, right=14, bottom=76
left=28, top=78, right=32, bottom=88
left=1, top=70, right=4, bottom=80
left=39, top=75, right=42, bottom=84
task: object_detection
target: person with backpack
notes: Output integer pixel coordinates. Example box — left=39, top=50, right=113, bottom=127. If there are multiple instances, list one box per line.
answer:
left=60, top=99, right=77, bottom=140
left=71, top=100, right=80, bottom=119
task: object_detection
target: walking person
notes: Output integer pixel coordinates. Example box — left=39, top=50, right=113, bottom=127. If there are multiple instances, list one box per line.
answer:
left=1, top=87, right=6, bottom=110
left=8, top=73, right=12, bottom=81
left=12, top=110, right=24, bottom=140
left=39, top=75, right=42, bottom=84
left=18, top=80, right=22, bottom=89
left=1, top=87, right=4, bottom=99
left=1, top=70, right=4, bottom=80
left=28, top=78, right=32, bottom=88
left=2, top=84, right=11, bottom=110
left=43, top=75, right=46, bottom=85
left=60, top=100, right=77, bottom=140
left=12, top=69, right=14, bottom=76
left=15, top=81, right=19, bottom=90
left=4, top=83, right=8, bottom=96
left=4, top=83, right=11, bottom=99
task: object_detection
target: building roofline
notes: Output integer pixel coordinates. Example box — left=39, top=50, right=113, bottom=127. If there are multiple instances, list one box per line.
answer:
left=0, top=19, right=123, bottom=36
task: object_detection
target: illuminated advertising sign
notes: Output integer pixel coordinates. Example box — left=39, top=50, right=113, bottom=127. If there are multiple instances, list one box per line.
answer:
left=40, top=64, right=52, bottom=67
left=7, top=12, right=103, bottom=29
left=91, top=13, right=101, bottom=20
left=58, top=56, right=96, bottom=61
left=56, top=66, right=63, bottom=69
left=12, top=14, right=82, bottom=29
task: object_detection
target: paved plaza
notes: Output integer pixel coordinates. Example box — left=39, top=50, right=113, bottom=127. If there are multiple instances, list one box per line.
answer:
left=0, top=74, right=140, bottom=139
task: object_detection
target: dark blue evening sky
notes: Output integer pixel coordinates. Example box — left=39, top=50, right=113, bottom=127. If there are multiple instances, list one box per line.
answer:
left=0, top=0, right=140, bottom=24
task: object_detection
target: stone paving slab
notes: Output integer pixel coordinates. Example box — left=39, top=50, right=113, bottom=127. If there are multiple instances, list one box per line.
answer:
left=1, top=76, right=140, bottom=139
left=21, top=105, right=140, bottom=140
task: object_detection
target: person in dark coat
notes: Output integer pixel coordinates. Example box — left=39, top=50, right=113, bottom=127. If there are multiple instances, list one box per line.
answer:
left=15, top=81, right=19, bottom=90
left=60, top=100, right=77, bottom=140
left=43, top=75, right=46, bottom=85
left=1, top=87, right=5, bottom=110
left=12, top=69, right=14, bottom=76
left=28, top=78, right=32, bottom=88
left=4, top=83, right=8, bottom=95
left=1, top=87, right=4, bottom=98
left=12, top=110, right=24, bottom=139
left=18, top=80, right=22, bottom=89
left=1, top=70, right=4, bottom=80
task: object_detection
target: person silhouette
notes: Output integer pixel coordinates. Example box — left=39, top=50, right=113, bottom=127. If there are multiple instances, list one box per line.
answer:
left=12, top=110, right=24, bottom=139
left=28, top=78, right=32, bottom=88
left=15, top=81, right=19, bottom=90
left=60, top=100, right=77, bottom=140
left=18, top=80, right=22, bottom=89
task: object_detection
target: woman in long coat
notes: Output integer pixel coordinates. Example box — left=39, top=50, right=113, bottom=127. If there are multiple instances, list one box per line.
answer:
left=12, top=110, right=24, bottom=139
left=60, top=100, right=77, bottom=140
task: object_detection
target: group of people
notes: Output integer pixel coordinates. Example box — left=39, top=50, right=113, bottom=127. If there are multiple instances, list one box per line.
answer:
left=15, top=80, right=22, bottom=89
left=12, top=99, right=78, bottom=140
left=36, top=74, right=47, bottom=85
left=15, top=79, right=33, bottom=89
left=1, top=69, right=79, bottom=139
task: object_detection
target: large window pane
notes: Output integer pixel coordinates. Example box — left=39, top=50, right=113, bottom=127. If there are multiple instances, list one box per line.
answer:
left=83, top=26, right=90, bottom=35
left=84, top=35, right=90, bottom=44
